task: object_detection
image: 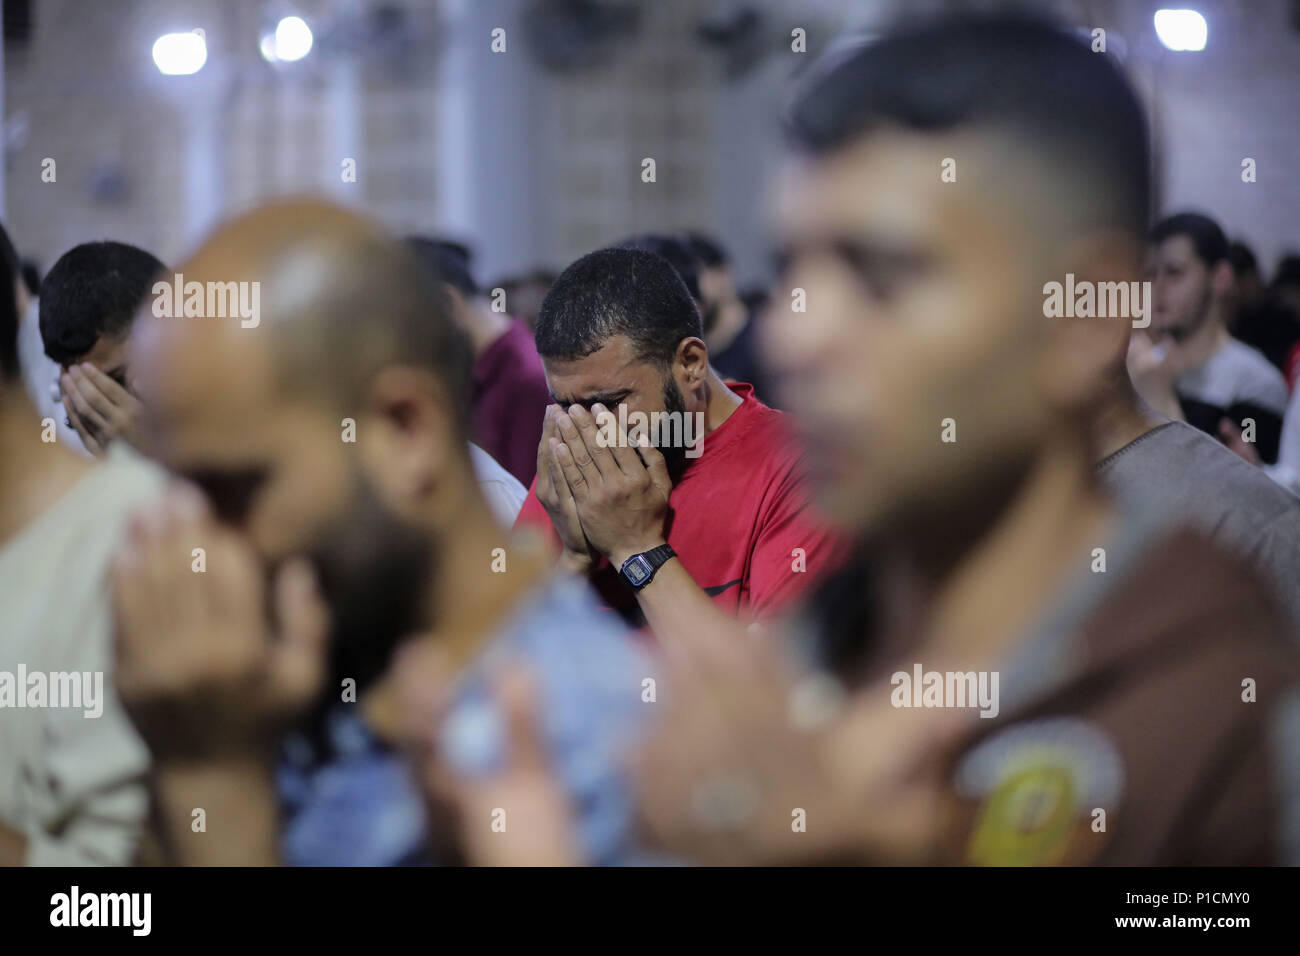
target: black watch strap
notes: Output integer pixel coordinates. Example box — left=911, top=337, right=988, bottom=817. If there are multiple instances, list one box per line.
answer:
left=619, top=544, right=677, bottom=590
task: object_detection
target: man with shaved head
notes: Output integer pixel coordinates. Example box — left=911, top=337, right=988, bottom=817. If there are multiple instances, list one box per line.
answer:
left=112, top=199, right=653, bottom=866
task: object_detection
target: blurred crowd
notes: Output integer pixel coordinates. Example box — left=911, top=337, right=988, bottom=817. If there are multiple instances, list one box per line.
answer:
left=1, top=11, right=1298, bottom=868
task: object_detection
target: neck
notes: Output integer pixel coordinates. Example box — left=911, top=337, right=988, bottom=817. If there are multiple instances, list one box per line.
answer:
left=0, top=386, right=94, bottom=544
left=701, top=367, right=744, bottom=435
left=881, top=435, right=1113, bottom=670
left=1182, top=306, right=1229, bottom=369
left=1093, top=376, right=1166, bottom=462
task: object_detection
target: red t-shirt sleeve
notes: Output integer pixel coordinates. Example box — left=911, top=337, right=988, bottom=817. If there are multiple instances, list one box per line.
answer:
left=744, top=462, right=846, bottom=619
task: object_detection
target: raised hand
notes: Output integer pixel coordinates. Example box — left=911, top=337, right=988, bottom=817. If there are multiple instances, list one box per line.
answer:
left=59, top=363, right=143, bottom=455
left=111, top=483, right=330, bottom=765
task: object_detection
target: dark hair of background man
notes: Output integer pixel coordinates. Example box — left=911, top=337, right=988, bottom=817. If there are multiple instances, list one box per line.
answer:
left=535, top=246, right=702, bottom=368
left=39, top=240, right=166, bottom=366
left=1150, top=212, right=1229, bottom=267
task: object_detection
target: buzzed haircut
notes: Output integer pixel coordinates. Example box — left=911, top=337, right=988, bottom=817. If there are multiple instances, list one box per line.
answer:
left=404, top=236, right=479, bottom=298
left=535, top=247, right=702, bottom=368
left=268, top=232, right=473, bottom=436
left=618, top=233, right=704, bottom=304
left=785, top=12, right=1152, bottom=239
left=40, top=240, right=165, bottom=365
left=1150, top=212, right=1229, bottom=268
left=0, top=222, right=20, bottom=382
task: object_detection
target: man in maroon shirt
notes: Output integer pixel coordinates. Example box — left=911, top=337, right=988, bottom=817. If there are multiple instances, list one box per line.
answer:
left=514, top=246, right=842, bottom=635
left=407, top=237, right=550, bottom=486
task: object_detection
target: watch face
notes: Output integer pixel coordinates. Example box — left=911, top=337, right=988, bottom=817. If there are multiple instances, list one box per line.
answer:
left=625, top=556, right=651, bottom=584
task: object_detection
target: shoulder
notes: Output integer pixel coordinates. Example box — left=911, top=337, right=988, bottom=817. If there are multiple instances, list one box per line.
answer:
left=1086, top=526, right=1298, bottom=674
left=11, top=445, right=166, bottom=575
left=723, top=395, right=806, bottom=479
left=1104, top=422, right=1300, bottom=522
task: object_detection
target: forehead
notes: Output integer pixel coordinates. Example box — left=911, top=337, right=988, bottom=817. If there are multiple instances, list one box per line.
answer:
left=132, top=313, right=285, bottom=465
left=541, top=335, right=659, bottom=401
left=1155, top=235, right=1197, bottom=262
left=773, top=132, right=959, bottom=237
left=76, top=332, right=129, bottom=371
left=771, top=130, right=1042, bottom=260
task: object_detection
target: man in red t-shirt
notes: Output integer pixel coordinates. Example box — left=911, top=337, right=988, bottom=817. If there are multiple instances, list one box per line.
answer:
left=514, top=246, right=842, bottom=636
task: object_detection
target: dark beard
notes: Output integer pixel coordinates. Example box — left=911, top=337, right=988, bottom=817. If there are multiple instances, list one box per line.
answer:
left=659, top=374, right=691, bottom=482
left=296, top=471, right=435, bottom=748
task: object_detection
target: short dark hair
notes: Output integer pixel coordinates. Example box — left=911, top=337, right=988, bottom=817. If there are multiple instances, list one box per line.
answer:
left=785, top=12, right=1151, bottom=239
left=618, top=234, right=703, bottom=303
left=0, top=222, right=20, bottom=382
left=40, top=241, right=165, bottom=365
left=1273, top=255, right=1300, bottom=292
left=404, top=236, right=479, bottom=298
left=1150, top=212, right=1229, bottom=268
left=1227, top=241, right=1258, bottom=279
left=535, top=247, right=702, bottom=367
left=687, top=232, right=728, bottom=269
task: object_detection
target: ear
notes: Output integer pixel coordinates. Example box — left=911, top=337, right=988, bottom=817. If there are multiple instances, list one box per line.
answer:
left=1039, top=232, right=1142, bottom=410
left=674, top=336, right=709, bottom=387
left=358, top=366, right=458, bottom=519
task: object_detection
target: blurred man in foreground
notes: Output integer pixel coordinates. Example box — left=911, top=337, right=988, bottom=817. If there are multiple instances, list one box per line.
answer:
left=112, top=200, right=652, bottom=865
left=633, top=14, right=1300, bottom=865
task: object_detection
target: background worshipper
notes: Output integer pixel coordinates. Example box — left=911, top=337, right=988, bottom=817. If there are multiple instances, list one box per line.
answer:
left=37, top=241, right=166, bottom=457
left=688, top=231, right=774, bottom=404
left=1130, top=213, right=1290, bottom=464
left=111, top=200, right=656, bottom=866
left=514, top=246, right=844, bottom=638
left=490, top=269, right=556, bottom=335
left=405, top=236, right=551, bottom=487
left=0, top=221, right=164, bottom=865
left=1227, top=240, right=1300, bottom=377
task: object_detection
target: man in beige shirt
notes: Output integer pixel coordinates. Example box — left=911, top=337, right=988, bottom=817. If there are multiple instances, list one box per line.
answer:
left=0, top=223, right=164, bottom=865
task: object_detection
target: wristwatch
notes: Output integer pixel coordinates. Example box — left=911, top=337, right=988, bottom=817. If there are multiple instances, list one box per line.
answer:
left=618, top=544, right=677, bottom=590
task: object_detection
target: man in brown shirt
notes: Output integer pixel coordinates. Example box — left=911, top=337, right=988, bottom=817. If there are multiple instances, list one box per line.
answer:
left=627, top=12, right=1300, bottom=868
